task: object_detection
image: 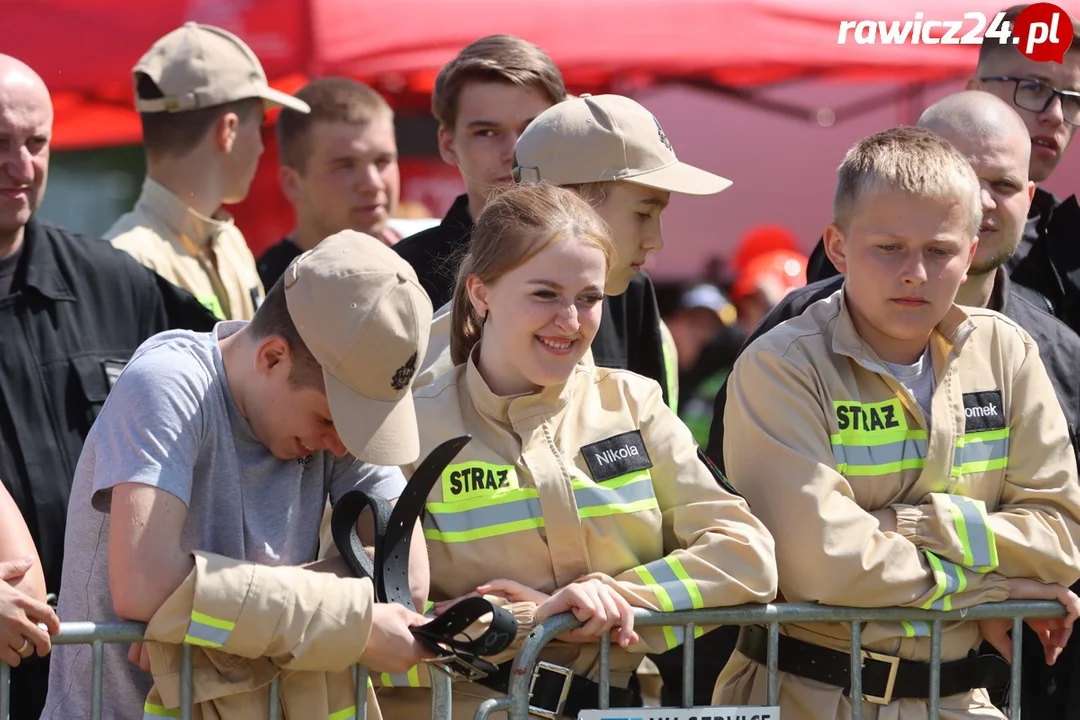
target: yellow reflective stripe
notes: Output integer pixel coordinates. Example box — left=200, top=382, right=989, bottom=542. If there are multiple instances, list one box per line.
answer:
left=951, top=429, right=1010, bottom=477
left=195, top=293, right=225, bottom=320
left=633, top=563, right=685, bottom=649
left=144, top=702, right=182, bottom=718
left=830, top=427, right=927, bottom=477
left=901, top=621, right=931, bottom=638
left=379, top=664, right=421, bottom=687
left=329, top=706, right=357, bottom=720
left=426, top=473, right=658, bottom=543
left=632, top=556, right=704, bottom=612
left=944, top=495, right=998, bottom=573
left=184, top=610, right=235, bottom=648
left=922, top=552, right=967, bottom=611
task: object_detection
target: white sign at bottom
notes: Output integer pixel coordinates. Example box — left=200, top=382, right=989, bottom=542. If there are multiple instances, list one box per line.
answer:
left=578, top=708, right=781, bottom=720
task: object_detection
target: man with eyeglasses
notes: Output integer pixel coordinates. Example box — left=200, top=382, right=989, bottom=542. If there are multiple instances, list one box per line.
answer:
left=805, top=5, right=1080, bottom=334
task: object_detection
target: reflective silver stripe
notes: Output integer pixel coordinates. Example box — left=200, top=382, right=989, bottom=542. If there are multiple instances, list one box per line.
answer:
left=831, top=438, right=927, bottom=468
left=573, top=477, right=655, bottom=510
left=424, top=496, right=543, bottom=534
left=184, top=619, right=231, bottom=647
left=956, top=438, right=1009, bottom=466
left=635, top=557, right=696, bottom=611
left=950, top=495, right=996, bottom=570
left=926, top=555, right=965, bottom=611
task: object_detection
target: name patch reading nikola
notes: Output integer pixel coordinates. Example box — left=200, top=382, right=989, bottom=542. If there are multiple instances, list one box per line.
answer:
left=581, top=430, right=653, bottom=482
left=441, top=461, right=519, bottom=503
left=963, top=390, right=1006, bottom=433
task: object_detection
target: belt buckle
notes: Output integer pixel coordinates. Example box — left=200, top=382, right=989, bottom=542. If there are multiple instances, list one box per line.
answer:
left=528, top=661, right=574, bottom=719
left=860, top=650, right=900, bottom=705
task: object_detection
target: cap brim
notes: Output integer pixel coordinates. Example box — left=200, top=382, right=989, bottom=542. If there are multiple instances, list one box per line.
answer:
left=325, top=369, right=419, bottom=466
left=626, top=161, right=733, bottom=196
left=257, top=86, right=311, bottom=114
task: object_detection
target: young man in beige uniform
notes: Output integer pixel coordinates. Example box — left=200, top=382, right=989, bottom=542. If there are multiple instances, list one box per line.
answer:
left=107, top=23, right=310, bottom=321
left=716, top=127, right=1080, bottom=719
left=45, top=233, right=433, bottom=719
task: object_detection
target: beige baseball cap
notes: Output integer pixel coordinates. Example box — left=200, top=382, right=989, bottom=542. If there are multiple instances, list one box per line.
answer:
left=284, top=231, right=432, bottom=466
left=133, top=22, right=310, bottom=114
left=513, top=94, right=731, bottom=195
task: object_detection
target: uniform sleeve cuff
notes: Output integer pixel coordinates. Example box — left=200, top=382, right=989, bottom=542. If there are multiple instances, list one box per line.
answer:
left=893, top=504, right=926, bottom=544
left=478, top=597, right=539, bottom=664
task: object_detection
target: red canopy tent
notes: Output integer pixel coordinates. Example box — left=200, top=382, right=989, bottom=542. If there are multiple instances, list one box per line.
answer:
left=6, top=0, right=1039, bottom=149
left=7, top=0, right=1065, bottom=253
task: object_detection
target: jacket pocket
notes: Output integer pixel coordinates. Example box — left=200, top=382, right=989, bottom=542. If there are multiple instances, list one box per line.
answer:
left=69, top=354, right=129, bottom=428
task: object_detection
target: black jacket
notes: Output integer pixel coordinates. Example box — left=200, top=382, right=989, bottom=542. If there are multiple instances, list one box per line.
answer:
left=394, top=194, right=674, bottom=406
left=0, top=217, right=215, bottom=719
left=807, top=188, right=1080, bottom=333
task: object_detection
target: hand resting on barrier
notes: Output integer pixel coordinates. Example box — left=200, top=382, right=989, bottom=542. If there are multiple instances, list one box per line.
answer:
left=0, top=558, right=60, bottom=667
left=434, top=577, right=639, bottom=648
left=977, top=578, right=1080, bottom=666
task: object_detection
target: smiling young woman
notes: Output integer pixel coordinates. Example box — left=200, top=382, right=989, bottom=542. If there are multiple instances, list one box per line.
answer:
left=372, top=181, right=779, bottom=719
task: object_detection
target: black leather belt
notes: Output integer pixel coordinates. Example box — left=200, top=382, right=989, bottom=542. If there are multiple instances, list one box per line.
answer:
left=737, top=624, right=1011, bottom=705
left=475, top=659, right=636, bottom=719
left=332, top=434, right=518, bottom=680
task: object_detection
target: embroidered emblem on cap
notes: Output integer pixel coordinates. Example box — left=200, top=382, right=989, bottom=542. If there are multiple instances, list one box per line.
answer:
left=392, top=352, right=418, bottom=391
left=654, top=116, right=673, bottom=151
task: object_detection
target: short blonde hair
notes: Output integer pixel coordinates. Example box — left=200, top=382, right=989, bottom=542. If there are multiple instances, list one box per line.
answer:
left=833, top=126, right=982, bottom=237
left=450, top=183, right=616, bottom=365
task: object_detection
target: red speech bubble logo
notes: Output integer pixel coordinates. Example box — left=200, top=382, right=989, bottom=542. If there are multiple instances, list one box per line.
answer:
left=1013, top=3, right=1074, bottom=63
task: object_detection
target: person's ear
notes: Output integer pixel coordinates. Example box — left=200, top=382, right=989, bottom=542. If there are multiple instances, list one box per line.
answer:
left=214, top=111, right=241, bottom=154
left=437, top=125, right=459, bottom=168
left=960, top=236, right=979, bottom=285
left=465, top=275, right=489, bottom=318
left=253, top=336, right=290, bottom=376
left=823, top=223, right=849, bottom=274
left=279, top=165, right=302, bottom=205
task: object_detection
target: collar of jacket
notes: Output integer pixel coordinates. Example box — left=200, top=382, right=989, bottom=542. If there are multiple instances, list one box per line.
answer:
left=440, top=193, right=474, bottom=237
left=16, top=216, right=76, bottom=302
left=830, top=284, right=975, bottom=375
left=137, top=177, right=236, bottom=248
left=464, top=342, right=576, bottom=426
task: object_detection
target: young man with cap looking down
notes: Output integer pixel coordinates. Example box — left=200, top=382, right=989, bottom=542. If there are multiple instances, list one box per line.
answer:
left=44, top=232, right=435, bottom=720
left=107, top=22, right=311, bottom=322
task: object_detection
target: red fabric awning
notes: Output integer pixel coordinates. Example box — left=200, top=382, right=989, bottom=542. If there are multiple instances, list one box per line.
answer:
left=5, top=0, right=1041, bottom=150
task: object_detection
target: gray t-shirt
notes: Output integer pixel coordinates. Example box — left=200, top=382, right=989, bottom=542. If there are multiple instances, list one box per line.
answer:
left=43, top=322, right=406, bottom=720
left=885, top=346, right=935, bottom=430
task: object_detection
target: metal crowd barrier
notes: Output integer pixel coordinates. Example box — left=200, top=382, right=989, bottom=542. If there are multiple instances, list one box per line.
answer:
left=475, top=600, right=1068, bottom=720
left=0, top=620, right=454, bottom=720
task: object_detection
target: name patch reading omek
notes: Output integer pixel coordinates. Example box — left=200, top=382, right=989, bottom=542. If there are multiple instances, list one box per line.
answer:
left=963, top=390, right=1006, bottom=433
left=441, top=461, right=518, bottom=502
left=581, top=429, right=653, bottom=482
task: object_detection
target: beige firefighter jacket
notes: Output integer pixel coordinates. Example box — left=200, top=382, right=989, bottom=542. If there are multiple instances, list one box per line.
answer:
left=141, top=551, right=382, bottom=720
left=715, top=288, right=1080, bottom=715
left=376, top=345, right=777, bottom=710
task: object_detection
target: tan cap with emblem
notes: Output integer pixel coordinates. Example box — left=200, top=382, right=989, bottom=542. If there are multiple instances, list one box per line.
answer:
left=284, top=231, right=432, bottom=466
left=513, top=94, right=731, bottom=195
left=133, top=22, right=310, bottom=114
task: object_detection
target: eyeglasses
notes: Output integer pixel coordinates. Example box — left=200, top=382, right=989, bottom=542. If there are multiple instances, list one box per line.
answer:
left=979, top=76, right=1080, bottom=126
